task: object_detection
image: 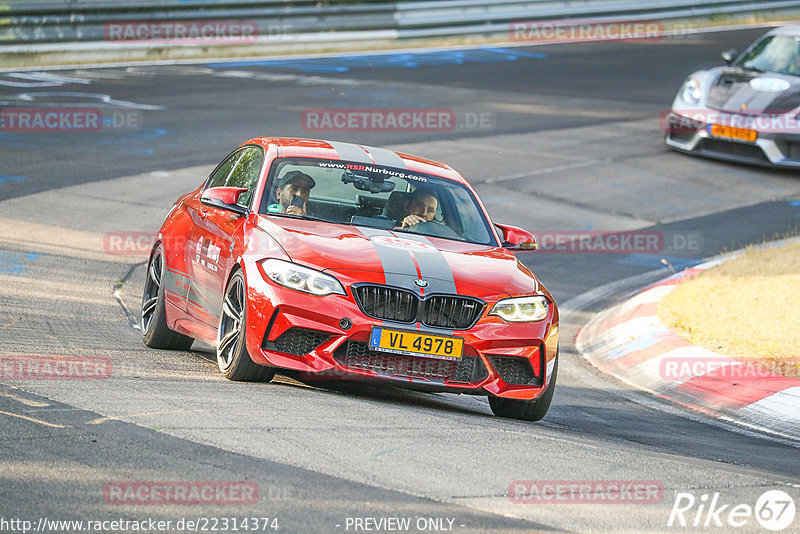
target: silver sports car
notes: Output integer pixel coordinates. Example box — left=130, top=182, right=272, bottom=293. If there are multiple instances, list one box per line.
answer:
left=665, top=25, right=800, bottom=168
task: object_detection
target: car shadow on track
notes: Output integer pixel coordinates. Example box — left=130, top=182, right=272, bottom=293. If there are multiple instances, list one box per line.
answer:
left=189, top=343, right=557, bottom=422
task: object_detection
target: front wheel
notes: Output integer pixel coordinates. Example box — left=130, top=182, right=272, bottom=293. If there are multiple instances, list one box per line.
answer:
left=217, top=270, right=275, bottom=382
left=141, top=244, right=194, bottom=350
left=489, top=353, right=558, bottom=421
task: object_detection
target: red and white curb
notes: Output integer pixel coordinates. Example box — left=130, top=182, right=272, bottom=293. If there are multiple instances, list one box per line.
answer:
left=575, top=249, right=800, bottom=441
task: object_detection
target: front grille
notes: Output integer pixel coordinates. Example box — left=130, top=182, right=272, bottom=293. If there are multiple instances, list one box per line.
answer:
left=423, top=295, right=482, bottom=329
left=334, top=341, right=488, bottom=384
left=698, top=138, right=770, bottom=163
left=489, top=356, right=542, bottom=386
left=353, top=284, right=484, bottom=329
left=353, top=285, right=417, bottom=323
left=265, top=327, right=330, bottom=355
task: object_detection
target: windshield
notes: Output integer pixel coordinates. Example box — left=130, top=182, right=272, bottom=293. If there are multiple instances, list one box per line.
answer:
left=258, top=157, right=497, bottom=246
left=736, top=34, right=800, bottom=76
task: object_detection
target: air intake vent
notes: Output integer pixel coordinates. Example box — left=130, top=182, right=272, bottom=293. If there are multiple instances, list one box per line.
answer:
left=334, top=341, right=488, bottom=384
left=264, top=328, right=330, bottom=355
left=488, top=356, right=542, bottom=386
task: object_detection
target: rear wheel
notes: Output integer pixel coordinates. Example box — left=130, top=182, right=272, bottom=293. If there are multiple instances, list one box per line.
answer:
left=141, top=244, right=194, bottom=350
left=217, top=270, right=275, bottom=382
left=489, top=352, right=558, bottom=421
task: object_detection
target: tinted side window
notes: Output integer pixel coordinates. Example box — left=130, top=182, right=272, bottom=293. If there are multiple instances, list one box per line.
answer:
left=226, top=147, right=264, bottom=206
left=205, top=151, right=241, bottom=189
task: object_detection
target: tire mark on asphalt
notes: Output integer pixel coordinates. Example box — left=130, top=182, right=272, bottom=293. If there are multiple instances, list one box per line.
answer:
left=113, top=262, right=144, bottom=329
left=0, top=388, right=50, bottom=407
left=0, top=409, right=65, bottom=428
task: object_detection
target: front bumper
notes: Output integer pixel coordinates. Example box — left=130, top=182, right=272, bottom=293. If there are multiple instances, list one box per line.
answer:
left=243, top=266, right=558, bottom=400
left=664, top=111, right=800, bottom=168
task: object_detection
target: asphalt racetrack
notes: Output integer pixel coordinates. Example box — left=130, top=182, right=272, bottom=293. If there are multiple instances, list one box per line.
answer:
left=2, top=26, right=800, bottom=533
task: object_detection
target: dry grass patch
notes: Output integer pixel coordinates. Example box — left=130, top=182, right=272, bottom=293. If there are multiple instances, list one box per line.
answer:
left=658, top=240, right=800, bottom=379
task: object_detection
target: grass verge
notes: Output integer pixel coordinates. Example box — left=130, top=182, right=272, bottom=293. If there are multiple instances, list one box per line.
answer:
left=658, top=240, right=800, bottom=380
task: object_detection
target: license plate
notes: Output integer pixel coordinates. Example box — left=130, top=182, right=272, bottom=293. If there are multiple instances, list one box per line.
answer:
left=709, top=124, right=757, bottom=143
left=369, top=327, right=463, bottom=360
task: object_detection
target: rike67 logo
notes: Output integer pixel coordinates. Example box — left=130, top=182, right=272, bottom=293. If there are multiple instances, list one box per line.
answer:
left=668, top=490, right=796, bottom=531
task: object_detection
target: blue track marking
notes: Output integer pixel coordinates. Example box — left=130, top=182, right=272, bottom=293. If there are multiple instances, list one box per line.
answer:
left=94, top=127, right=168, bottom=155
left=0, top=251, right=40, bottom=277
left=0, top=128, right=167, bottom=155
left=0, top=175, right=27, bottom=184
left=615, top=254, right=702, bottom=271
left=207, top=47, right=546, bottom=72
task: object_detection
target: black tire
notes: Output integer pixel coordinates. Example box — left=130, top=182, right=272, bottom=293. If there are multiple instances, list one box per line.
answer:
left=489, top=352, right=558, bottom=422
left=141, top=244, right=194, bottom=350
left=217, top=270, right=276, bottom=382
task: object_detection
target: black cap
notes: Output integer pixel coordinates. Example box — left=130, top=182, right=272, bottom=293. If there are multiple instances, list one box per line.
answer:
left=276, top=170, right=315, bottom=190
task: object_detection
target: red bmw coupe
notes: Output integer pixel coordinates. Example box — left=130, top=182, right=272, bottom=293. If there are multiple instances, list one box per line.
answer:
left=141, top=138, right=559, bottom=421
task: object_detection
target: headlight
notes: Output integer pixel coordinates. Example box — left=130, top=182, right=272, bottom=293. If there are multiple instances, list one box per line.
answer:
left=489, top=295, right=549, bottom=322
left=261, top=259, right=345, bottom=296
left=680, top=77, right=702, bottom=105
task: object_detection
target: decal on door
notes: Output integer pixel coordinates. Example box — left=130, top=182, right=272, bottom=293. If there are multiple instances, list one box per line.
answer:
left=195, top=237, right=221, bottom=272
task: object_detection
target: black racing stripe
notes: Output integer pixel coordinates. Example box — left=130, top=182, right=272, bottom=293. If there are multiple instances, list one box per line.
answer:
left=165, top=267, right=221, bottom=319
left=327, top=141, right=373, bottom=164
left=745, top=90, right=779, bottom=114
left=357, top=229, right=464, bottom=335
left=765, top=90, right=800, bottom=114
left=391, top=234, right=457, bottom=295
left=357, top=227, right=422, bottom=296
left=164, top=268, right=190, bottom=302
left=363, top=146, right=406, bottom=169
left=188, top=283, right=221, bottom=320
left=724, top=86, right=755, bottom=113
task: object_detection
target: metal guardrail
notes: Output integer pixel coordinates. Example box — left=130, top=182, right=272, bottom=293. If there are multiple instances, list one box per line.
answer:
left=1, top=0, right=799, bottom=51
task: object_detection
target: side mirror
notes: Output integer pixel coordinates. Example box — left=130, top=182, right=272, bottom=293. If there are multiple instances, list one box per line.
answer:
left=721, top=48, right=737, bottom=65
left=201, top=186, right=249, bottom=217
left=495, top=223, right=538, bottom=251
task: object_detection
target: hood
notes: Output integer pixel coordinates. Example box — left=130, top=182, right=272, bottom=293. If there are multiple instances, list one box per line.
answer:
left=706, top=67, right=800, bottom=114
left=255, top=216, right=538, bottom=299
